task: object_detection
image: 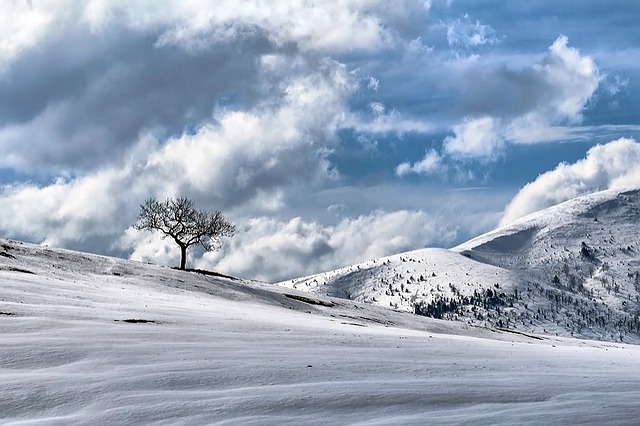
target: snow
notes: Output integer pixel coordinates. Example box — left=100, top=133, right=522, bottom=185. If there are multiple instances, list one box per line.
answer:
left=2, top=238, right=640, bottom=423
left=279, top=187, right=640, bottom=343
left=280, top=247, right=522, bottom=312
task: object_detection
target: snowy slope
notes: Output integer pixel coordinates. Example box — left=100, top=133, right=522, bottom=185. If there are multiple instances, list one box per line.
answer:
left=280, top=187, right=640, bottom=343
left=280, top=248, right=521, bottom=314
left=455, top=187, right=640, bottom=340
left=3, top=238, right=640, bottom=424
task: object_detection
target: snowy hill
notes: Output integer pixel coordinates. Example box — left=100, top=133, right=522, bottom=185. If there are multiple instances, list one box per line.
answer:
left=2, top=238, right=640, bottom=423
left=280, top=187, right=640, bottom=343
left=0, top=236, right=640, bottom=425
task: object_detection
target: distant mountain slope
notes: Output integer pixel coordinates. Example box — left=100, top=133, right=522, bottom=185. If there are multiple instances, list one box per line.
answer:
left=280, top=187, right=640, bottom=343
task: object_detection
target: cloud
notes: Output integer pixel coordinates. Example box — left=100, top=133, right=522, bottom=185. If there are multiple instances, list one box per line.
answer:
left=461, top=35, right=600, bottom=132
left=0, top=0, right=431, bottom=174
left=367, top=76, right=380, bottom=91
left=0, top=26, right=271, bottom=172
left=446, top=14, right=498, bottom=50
left=607, top=75, right=629, bottom=96
left=0, top=60, right=354, bottom=247
left=0, top=1, right=51, bottom=65
left=0, top=172, right=122, bottom=246
left=0, top=0, right=430, bottom=62
left=500, top=138, right=640, bottom=225
left=0, top=132, right=158, bottom=248
left=145, top=60, right=353, bottom=202
left=95, top=0, right=430, bottom=53
left=396, top=149, right=443, bottom=176
left=190, top=210, right=456, bottom=282
left=397, top=116, right=500, bottom=177
left=443, top=116, right=501, bottom=159
left=397, top=35, right=602, bottom=175
left=349, top=102, right=434, bottom=135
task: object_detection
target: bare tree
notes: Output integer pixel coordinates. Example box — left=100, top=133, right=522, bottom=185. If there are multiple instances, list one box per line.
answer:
left=134, top=196, right=235, bottom=270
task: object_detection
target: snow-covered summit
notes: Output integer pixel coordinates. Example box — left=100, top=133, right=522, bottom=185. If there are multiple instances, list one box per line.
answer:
left=280, top=187, right=640, bottom=343
left=455, top=185, right=639, bottom=255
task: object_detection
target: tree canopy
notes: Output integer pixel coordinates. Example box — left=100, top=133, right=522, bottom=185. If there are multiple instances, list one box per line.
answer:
left=134, top=196, right=235, bottom=270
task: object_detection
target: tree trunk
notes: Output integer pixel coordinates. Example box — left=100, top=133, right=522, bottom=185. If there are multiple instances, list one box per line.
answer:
left=179, top=244, right=187, bottom=270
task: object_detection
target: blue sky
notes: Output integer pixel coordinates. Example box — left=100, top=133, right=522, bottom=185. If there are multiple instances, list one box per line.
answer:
left=1, top=0, right=639, bottom=281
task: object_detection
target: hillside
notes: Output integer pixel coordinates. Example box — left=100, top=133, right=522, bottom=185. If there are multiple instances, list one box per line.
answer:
left=280, top=187, right=640, bottom=343
left=2, top=238, right=640, bottom=423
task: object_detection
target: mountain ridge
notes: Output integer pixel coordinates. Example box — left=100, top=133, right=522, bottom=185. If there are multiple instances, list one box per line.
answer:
left=279, top=186, right=640, bottom=343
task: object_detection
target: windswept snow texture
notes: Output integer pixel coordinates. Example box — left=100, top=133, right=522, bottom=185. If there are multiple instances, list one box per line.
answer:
left=282, top=187, right=640, bottom=343
left=2, top=239, right=640, bottom=423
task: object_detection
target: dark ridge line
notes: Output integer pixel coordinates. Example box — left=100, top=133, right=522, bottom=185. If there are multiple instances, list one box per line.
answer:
left=284, top=293, right=335, bottom=307
left=171, top=267, right=239, bottom=281
left=0, top=266, right=35, bottom=274
left=495, top=327, right=545, bottom=340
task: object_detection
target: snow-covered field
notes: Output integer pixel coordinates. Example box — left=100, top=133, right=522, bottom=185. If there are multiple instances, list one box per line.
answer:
left=282, top=187, right=640, bottom=343
left=2, top=239, right=640, bottom=424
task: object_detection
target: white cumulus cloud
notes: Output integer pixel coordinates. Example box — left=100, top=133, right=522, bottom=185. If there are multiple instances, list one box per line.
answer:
left=500, top=138, right=640, bottom=225
left=0, top=1, right=51, bottom=66
left=396, top=149, right=443, bottom=176
left=443, top=116, right=501, bottom=160
left=192, top=210, right=456, bottom=282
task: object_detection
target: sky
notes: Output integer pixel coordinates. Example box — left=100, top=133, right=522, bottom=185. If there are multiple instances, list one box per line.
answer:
left=1, top=0, right=639, bottom=282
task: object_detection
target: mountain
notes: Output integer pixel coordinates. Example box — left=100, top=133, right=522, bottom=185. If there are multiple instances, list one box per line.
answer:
left=279, top=187, right=640, bottom=343
left=2, top=232, right=640, bottom=423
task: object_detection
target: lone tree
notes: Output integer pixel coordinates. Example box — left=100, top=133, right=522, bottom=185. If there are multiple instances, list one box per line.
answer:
left=134, top=196, right=235, bottom=270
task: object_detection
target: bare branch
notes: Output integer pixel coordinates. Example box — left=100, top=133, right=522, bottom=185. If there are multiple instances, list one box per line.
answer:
left=134, top=196, right=235, bottom=269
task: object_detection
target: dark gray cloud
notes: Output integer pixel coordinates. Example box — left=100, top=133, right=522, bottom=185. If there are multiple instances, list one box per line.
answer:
left=454, top=36, right=600, bottom=122
left=456, top=65, right=551, bottom=118
left=0, top=23, right=274, bottom=172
